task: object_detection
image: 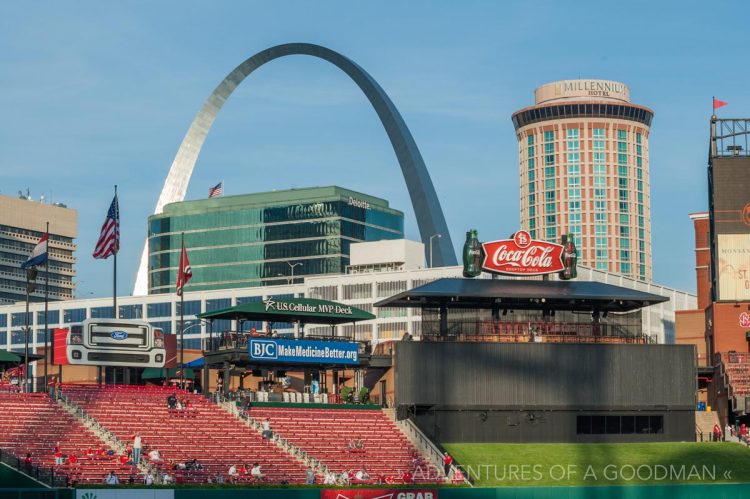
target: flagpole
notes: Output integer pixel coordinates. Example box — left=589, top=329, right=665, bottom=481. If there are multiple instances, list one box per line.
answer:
left=44, top=222, right=49, bottom=392
left=180, top=232, right=185, bottom=390
left=113, top=185, right=118, bottom=316
left=24, top=272, right=30, bottom=393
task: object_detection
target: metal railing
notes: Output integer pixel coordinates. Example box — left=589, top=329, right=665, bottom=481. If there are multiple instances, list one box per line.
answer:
left=0, top=447, right=66, bottom=488
left=420, top=320, right=652, bottom=344
left=395, top=416, right=471, bottom=486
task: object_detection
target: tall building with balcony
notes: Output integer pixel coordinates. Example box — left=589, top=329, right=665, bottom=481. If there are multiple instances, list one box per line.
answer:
left=146, top=186, right=405, bottom=294
left=0, top=194, right=77, bottom=304
left=512, top=80, right=654, bottom=281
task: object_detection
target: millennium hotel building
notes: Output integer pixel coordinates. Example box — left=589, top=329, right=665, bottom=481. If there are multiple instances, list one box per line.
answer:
left=512, top=80, right=653, bottom=282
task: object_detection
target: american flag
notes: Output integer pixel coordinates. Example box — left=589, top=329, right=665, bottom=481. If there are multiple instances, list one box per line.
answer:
left=92, top=195, right=120, bottom=259
left=208, top=181, right=223, bottom=198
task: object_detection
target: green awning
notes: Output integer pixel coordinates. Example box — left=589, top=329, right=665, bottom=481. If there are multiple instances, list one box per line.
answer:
left=141, top=368, right=195, bottom=380
left=197, top=297, right=375, bottom=325
left=0, top=350, right=21, bottom=363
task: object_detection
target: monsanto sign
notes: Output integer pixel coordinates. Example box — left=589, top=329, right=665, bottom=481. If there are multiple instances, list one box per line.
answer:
left=481, top=230, right=565, bottom=276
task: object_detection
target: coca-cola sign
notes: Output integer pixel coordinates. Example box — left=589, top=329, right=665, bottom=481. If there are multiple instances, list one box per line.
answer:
left=481, top=230, right=565, bottom=275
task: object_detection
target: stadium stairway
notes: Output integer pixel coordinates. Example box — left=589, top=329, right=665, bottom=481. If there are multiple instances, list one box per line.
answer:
left=0, top=391, right=139, bottom=485
left=695, top=411, right=721, bottom=442
left=247, top=405, right=439, bottom=482
left=60, top=385, right=309, bottom=484
left=219, top=400, right=326, bottom=477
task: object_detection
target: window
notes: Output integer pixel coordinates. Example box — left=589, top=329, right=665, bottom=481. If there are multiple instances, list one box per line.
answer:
left=118, top=305, right=143, bottom=320
left=91, top=307, right=114, bottom=319
left=376, top=281, right=407, bottom=298
left=36, top=311, right=60, bottom=325
left=147, top=302, right=172, bottom=318
left=544, top=130, right=554, bottom=142
left=176, top=300, right=201, bottom=316
left=308, top=286, right=338, bottom=301
left=546, top=227, right=557, bottom=240
left=206, top=299, right=231, bottom=312
left=577, top=415, right=663, bottom=435
left=64, top=309, right=86, bottom=323
left=0, top=314, right=5, bottom=328
left=617, top=130, right=627, bottom=140
left=12, top=313, right=31, bottom=327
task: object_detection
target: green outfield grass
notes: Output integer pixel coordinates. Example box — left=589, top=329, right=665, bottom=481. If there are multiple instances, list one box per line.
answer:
left=444, top=442, right=750, bottom=487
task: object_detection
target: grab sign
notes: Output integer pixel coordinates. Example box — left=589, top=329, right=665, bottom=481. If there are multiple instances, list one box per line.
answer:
left=249, top=338, right=359, bottom=365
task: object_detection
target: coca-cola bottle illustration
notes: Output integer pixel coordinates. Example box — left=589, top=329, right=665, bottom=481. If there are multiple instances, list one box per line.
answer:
left=559, top=234, right=578, bottom=280
left=462, top=229, right=483, bottom=278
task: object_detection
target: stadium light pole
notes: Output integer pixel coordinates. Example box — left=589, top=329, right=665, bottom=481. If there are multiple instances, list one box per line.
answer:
left=287, top=262, right=302, bottom=285
left=429, top=234, right=442, bottom=268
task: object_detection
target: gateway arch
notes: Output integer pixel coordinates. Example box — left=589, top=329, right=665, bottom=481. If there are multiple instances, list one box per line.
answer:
left=133, top=42, right=456, bottom=295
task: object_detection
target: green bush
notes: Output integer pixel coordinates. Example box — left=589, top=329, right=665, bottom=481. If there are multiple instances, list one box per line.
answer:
left=358, top=387, right=370, bottom=404
left=340, top=385, right=353, bottom=403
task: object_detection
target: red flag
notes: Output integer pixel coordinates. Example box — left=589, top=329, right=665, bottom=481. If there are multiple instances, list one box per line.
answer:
left=176, top=243, right=192, bottom=296
left=713, top=98, right=728, bottom=110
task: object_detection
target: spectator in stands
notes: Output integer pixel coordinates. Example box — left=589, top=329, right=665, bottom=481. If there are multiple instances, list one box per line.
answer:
left=228, top=464, right=238, bottom=483
left=340, top=469, right=350, bottom=485
left=262, top=418, right=273, bottom=440
left=215, top=473, right=225, bottom=484
left=128, top=474, right=135, bottom=485
left=355, top=436, right=365, bottom=450
left=323, top=471, right=336, bottom=485
left=144, top=472, right=154, bottom=485
left=68, top=453, right=78, bottom=468
left=148, top=448, right=162, bottom=462
left=105, top=470, right=119, bottom=485
left=443, top=451, right=453, bottom=477
left=85, top=447, right=94, bottom=460
left=305, top=466, right=315, bottom=484
left=238, top=463, right=248, bottom=476
left=119, top=454, right=129, bottom=466
left=355, top=466, right=370, bottom=481
left=54, top=447, right=63, bottom=466
left=23, top=453, right=32, bottom=470
left=741, top=423, right=747, bottom=440
left=713, top=423, right=722, bottom=442
left=167, top=392, right=177, bottom=409
left=250, top=463, right=264, bottom=481
left=402, top=469, right=413, bottom=484
left=96, top=446, right=106, bottom=459
left=132, top=434, right=142, bottom=463
left=162, top=472, right=174, bottom=485
left=726, top=423, right=733, bottom=439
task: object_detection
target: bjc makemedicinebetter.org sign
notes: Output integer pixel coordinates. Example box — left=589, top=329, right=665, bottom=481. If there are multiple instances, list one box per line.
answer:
left=249, top=338, right=359, bottom=365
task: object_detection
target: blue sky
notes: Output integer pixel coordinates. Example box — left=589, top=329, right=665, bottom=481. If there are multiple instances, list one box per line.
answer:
left=0, top=1, right=746, bottom=297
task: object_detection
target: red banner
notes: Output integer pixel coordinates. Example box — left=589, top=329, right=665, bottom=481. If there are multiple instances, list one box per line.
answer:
left=481, top=230, right=564, bottom=275
left=53, top=328, right=69, bottom=365
left=320, top=490, right=437, bottom=499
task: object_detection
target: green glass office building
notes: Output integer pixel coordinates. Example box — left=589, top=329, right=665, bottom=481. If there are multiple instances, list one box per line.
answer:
left=147, top=186, right=404, bottom=294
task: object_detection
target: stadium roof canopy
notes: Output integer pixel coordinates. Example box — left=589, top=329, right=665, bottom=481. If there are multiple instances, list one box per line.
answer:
left=374, top=278, right=669, bottom=313
left=197, top=297, right=375, bottom=325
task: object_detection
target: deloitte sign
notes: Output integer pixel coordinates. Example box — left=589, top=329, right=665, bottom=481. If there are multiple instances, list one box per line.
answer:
left=249, top=338, right=359, bottom=365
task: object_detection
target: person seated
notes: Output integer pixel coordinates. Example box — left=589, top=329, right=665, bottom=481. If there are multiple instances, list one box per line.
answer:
left=228, top=464, right=238, bottom=480
left=340, top=470, right=350, bottom=485
left=354, top=437, right=365, bottom=450
left=238, top=464, right=248, bottom=476
left=68, top=453, right=79, bottom=467
left=384, top=474, right=397, bottom=484
left=23, top=453, right=32, bottom=468
left=250, top=463, right=264, bottom=481
left=166, top=393, right=177, bottom=410
left=175, top=400, right=183, bottom=411
left=148, top=449, right=162, bottom=462
left=96, top=446, right=106, bottom=459
left=215, top=473, right=225, bottom=484
left=85, top=447, right=94, bottom=459
left=119, top=454, right=129, bottom=466
left=354, top=466, right=370, bottom=481
left=145, top=472, right=154, bottom=485
left=323, top=471, right=336, bottom=485
left=162, top=472, right=174, bottom=485
left=401, top=470, right=413, bottom=484
left=104, top=470, right=119, bottom=485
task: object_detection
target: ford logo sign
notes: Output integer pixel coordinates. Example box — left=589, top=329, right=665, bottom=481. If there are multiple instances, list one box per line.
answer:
left=111, top=331, right=128, bottom=341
